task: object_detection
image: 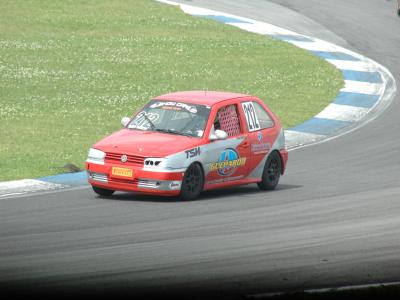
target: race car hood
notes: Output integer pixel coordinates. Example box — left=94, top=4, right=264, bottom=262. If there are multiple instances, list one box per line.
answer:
left=93, top=129, right=203, bottom=157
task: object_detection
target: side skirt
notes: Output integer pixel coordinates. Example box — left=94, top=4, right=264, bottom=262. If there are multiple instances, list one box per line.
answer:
left=203, top=178, right=261, bottom=191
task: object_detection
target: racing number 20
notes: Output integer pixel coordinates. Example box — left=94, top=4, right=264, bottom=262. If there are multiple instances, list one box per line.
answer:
left=242, top=102, right=260, bottom=132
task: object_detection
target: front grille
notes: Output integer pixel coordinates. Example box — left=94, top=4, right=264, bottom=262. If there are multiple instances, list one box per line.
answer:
left=105, top=152, right=145, bottom=166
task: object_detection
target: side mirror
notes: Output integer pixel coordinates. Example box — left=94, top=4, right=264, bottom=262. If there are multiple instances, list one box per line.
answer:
left=209, top=129, right=228, bottom=141
left=121, top=117, right=130, bottom=127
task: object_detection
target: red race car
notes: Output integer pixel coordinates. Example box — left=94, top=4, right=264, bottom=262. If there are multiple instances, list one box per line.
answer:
left=86, top=91, right=288, bottom=200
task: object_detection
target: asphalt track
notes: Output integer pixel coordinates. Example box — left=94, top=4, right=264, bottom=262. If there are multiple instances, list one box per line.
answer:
left=1, top=0, right=399, bottom=298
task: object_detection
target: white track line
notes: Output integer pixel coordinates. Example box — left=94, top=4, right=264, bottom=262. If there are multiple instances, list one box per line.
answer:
left=315, top=104, right=370, bottom=122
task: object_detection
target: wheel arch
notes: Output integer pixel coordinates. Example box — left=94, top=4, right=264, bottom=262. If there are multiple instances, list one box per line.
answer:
left=266, top=149, right=285, bottom=175
left=180, top=160, right=205, bottom=201
left=191, top=160, right=205, bottom=179
left=275, top=149, right=286, bottom=175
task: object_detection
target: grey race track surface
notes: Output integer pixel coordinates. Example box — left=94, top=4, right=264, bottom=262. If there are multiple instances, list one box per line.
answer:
left=1, top=0, right=399, bottom=298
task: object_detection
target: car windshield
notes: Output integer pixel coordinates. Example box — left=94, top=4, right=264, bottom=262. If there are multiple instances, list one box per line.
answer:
left=127, top=100, right=211, bottom=138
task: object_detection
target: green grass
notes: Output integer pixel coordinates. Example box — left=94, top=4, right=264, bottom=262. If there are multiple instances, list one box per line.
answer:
left=0, top=0, right=343, bottom=181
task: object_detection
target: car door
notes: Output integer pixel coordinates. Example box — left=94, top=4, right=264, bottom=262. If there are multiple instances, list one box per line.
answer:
left=204, top=102, right=251, bottom=186
left=240, top=100, right=279, bottom=177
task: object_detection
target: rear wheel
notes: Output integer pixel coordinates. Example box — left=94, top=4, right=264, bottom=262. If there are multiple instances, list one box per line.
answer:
left=92, top=185, right=115, bottom=197
left=257, top=151, right=282, bottom=191
left=180, top=163, right=204, bottom=201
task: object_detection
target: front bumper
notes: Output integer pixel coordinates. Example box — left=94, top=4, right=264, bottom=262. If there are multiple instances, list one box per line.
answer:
left=86, top=162, right=185, bottom=196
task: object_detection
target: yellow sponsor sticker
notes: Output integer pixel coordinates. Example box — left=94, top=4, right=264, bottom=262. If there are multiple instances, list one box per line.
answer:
left=111, top=167, right=134, bottom=178
left=209, top=157, right=246, bottom=172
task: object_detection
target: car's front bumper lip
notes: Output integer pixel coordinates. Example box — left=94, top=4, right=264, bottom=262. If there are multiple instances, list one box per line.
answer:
left=86, top=162, right=184, bottom=195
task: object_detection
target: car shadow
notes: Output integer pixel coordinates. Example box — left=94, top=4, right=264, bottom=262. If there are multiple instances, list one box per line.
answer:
left=198, top=183, right=302, bottom=200
left=98, top=183, right=302, bottom=203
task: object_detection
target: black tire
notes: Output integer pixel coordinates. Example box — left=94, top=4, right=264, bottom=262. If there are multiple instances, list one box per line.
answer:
left=257, top=151, right=282, bottom=191
left=92, top=185, right=115, bottom=197
left=180, top=163, right=204, bottom=201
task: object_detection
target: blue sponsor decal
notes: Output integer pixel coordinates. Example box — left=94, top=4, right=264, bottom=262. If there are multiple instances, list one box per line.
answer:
left=257, top=131, right=263, bottom=142
left=209, top=148, right=246, bottom=176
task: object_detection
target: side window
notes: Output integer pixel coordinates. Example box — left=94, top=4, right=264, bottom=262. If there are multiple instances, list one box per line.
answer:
left=242, top=102, right=260, bottom=132
left=253, top=102, right=274, bottom=129
left=242, top=101, right=274, bottom=131
left=215, top=104, right=241, bottom=137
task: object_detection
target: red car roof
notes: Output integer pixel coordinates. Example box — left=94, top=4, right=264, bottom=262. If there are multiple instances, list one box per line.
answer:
left=154, top=91, right=251, bottom=106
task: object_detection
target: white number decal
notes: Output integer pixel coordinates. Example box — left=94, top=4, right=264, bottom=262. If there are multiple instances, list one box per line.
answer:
left=242, top=102, right=260, bottom=132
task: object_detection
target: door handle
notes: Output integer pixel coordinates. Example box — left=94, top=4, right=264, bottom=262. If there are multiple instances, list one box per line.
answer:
left=242, top=141, right=250, bottom=148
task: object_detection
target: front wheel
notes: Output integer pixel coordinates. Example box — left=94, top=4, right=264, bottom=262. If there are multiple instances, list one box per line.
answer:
left=92, top=185, right=115, bottom=197
left=257, top=151, right=282, bottom=191
left=180, top=163, right=204, bottom=201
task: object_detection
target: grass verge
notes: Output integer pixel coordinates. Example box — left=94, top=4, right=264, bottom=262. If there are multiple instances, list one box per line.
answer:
left=0, top=0, right=343, bottom=181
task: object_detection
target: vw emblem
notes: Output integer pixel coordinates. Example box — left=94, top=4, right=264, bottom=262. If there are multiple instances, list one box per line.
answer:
left=121, top=154, right=128, bottom=163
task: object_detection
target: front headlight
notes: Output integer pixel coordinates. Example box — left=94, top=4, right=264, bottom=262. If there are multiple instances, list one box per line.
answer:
left=87, top=148, right=106, bottom=165
left=144, top=157, right=166, bottom=168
